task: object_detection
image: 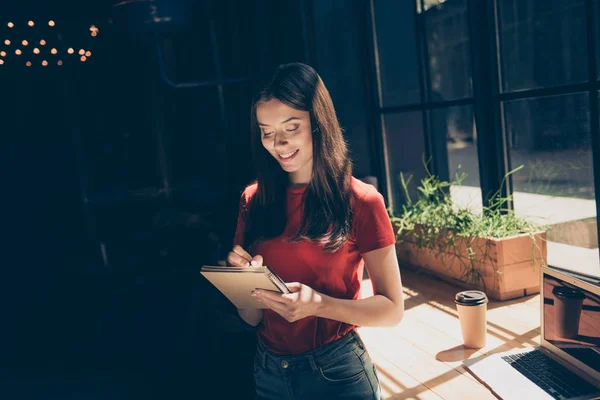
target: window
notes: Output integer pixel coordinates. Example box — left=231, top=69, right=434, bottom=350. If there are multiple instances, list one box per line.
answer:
left=382, top=111, right=426, bottom=214
left=430, top=105, right=481, bottom=210
left=503, top=94, right=598, bottom=274
left=370, top=0, right=600, bottom=276
left=497, top=0, right=587, bottom=92
left=424, top=0, right=472, bottom=100
left=497, top=0, right=600, bottom=274
left=372, top=1, right=421, bottom=107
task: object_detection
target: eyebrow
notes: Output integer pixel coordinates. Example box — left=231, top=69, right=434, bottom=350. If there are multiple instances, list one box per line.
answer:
left=258, top=117, right=302, bottom=127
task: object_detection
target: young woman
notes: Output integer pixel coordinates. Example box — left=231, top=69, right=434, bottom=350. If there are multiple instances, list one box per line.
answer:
left=227, top=63, right=404, bottom=400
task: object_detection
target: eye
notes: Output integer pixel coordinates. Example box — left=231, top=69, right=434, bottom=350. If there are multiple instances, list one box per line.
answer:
left=262, top=131, right=274, bottom=138
left=285, top=126, right=299, bottom=133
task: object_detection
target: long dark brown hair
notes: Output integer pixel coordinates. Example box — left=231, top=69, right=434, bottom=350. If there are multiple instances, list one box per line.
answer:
left=244, top=63, right=353, bottom=252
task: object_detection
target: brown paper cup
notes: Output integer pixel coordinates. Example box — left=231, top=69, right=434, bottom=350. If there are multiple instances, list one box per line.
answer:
left=455, top=290, right=488, bottom=349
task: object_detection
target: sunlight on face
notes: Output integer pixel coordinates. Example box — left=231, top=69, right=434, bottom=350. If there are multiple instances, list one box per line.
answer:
left=256, top=99, right=314, bottom=184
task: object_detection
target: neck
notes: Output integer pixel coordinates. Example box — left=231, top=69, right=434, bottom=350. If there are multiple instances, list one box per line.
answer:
left=289, top=159, right=313, bottom=186
left=289, top=172, right=311, bottom=186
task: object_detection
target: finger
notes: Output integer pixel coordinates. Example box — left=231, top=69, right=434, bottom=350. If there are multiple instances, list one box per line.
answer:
left=232, top=245, right=252, bottom=262
left=282, top=292, right=299, bottom=302
left=258, top=296, right=289, bottom=315
left=250, top=255, right=263, bottom=267
left=285, top=282, right=302, bottom=292
left=227, top=251, right=250, bottom=267
left=254, top=290, right=292, bottom=304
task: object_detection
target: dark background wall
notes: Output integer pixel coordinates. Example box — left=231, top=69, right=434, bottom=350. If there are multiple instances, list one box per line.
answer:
left=1, top=0, right=378, bottom=398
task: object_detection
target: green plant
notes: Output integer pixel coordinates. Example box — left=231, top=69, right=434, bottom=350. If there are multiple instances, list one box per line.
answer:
left=390, top=162, right=548, bottom=288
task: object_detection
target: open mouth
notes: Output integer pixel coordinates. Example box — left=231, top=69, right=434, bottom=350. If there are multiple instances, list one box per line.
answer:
left=278, top=149, right=299, bottom=162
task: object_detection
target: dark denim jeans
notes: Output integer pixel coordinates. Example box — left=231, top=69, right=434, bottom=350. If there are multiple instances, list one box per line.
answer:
left=254, top=330, right=381, bottom=400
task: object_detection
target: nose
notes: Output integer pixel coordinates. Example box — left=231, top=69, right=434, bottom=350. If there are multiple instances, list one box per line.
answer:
left=273, top=131, right=289, bottom=148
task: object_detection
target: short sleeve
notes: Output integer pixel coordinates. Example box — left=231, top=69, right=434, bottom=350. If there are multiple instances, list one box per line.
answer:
left=233, top=184, right=257, bottom=247
left=355, top=187, right=396, bottom=254
left=233, top=194, right=249, bottom=247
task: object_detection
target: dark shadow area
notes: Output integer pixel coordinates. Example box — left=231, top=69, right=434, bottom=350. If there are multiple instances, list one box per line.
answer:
left=1, top=0, right=379, bottom=397
left=435, top=345, right=479, bottom=363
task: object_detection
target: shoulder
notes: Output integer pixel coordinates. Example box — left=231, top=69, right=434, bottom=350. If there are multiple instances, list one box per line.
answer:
left=238, top=182, right=258, bottom=213
left=350, top=177, right=383, bottom=208
left=241, top=182, right=259, bottom=202
left=350, top=177, right=390, bottom=224
left=350, top=178, right=395, bottom=252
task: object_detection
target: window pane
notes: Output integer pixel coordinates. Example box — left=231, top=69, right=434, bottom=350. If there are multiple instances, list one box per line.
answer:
left=372, top=1, right=421, bottom=107
left=497, top=0, right=587, bottom=92
left=383, top=112, right=427, bottom=214
left=424, top=0, right=473, bottom=100
left=504, top=93, right=599, bottom=275
left=430, top=105, right=481, bottom=211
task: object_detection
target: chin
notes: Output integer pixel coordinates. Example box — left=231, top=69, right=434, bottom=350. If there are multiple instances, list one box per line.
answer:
left=280, top=164, right=299, bottom=172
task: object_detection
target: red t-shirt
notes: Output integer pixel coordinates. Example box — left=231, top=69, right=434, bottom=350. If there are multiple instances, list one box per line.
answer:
left=233, top=177, right=396, bottom=355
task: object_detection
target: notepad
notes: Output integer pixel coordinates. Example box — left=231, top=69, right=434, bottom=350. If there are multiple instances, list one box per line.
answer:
left=200, top=265, right=291, bottom=309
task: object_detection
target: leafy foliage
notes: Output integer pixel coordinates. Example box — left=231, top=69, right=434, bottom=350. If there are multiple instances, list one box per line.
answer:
left=390, top=163, right=547, bottom=287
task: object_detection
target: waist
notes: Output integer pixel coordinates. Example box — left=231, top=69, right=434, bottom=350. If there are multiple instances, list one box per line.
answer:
left=256, top=329, right=365, bottom=370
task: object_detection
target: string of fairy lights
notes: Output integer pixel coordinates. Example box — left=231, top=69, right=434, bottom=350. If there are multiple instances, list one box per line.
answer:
left=1, top=20, right=98, bottom=67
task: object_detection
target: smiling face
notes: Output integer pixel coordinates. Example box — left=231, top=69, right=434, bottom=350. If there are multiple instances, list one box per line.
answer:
left=256, top=98, right=314, bottom=185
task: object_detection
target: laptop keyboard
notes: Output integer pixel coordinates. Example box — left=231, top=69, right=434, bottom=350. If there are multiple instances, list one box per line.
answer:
left=501, top=350, right=598, bottom=399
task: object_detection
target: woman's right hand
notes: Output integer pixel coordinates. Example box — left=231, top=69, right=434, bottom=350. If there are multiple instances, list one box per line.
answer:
left=227, top=245, right=263, bottom=268
left=228, top=245, right=265, bottom=326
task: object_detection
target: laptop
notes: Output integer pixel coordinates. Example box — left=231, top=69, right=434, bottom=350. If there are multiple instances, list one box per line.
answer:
left=463, top=266, right=600, bottom=400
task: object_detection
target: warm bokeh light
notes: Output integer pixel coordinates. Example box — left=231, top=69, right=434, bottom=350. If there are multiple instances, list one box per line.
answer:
left=33, top=48, right=40, bottom=54
left=5, top=40, right=10, bottom=45
left=7, top=22, right=14, bottom=28
left=0, top=51, right=5, bottom=57
left=85, top=51, right=91, bottom=57
left=80, top=56, right=87, bottom=62
left=91, top=31, right=98, bottom=37
left=78, top=49, right=85, bottom=55
left=42, top=60, right=48, bottom=66
left=15, top=49, right=22, bottom=55
left=26, top=61, right=31, bottom=66
left=50, top=48, right=57, bottom=55
left=48, top=20, right=55, bottom=27
left=90, top=25, right=99, bottom=35
left=28, top=21, right=34, bottom=27
left=57, top=60, right=63, bottom=66
left=67, top=48, right=74, bottom=54
left=0, top=60, right=4, bottom=65
left=22, top=40, right=28, bottom=46
left=40, top=40, right=46, bottom=46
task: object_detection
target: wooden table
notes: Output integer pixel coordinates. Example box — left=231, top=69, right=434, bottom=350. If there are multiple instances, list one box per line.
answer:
left=359, top=267, right=541, bottom=399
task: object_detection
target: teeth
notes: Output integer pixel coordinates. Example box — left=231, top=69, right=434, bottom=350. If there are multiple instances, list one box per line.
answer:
left=280, top=150, right=297, bottom=159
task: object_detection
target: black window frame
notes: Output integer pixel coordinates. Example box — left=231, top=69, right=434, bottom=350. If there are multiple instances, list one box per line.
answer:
left=367, top=0, right=600, bottom=263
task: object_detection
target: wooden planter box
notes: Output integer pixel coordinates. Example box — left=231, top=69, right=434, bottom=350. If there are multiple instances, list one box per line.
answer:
left=395, top=225, right=547, bottom=301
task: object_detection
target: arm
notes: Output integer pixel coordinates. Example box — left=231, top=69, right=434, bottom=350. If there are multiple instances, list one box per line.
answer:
left=254, top=244, right=404, bottom=327
left=316, top=244, right=403, bottom=326
left=238, top=308, right=264, bottom=327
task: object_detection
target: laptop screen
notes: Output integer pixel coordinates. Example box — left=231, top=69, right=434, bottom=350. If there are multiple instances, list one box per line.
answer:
left=543, top=272, right=600, bottom=373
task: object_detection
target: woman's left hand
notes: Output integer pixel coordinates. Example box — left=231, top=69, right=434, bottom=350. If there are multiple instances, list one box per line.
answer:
left=252, top=282, right=324, bottom=323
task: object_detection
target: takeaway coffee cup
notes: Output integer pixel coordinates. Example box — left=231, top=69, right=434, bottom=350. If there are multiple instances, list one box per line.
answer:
left=552, top=286, right=585, bottom=339
left=455, top=290, right=488, bottom=348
